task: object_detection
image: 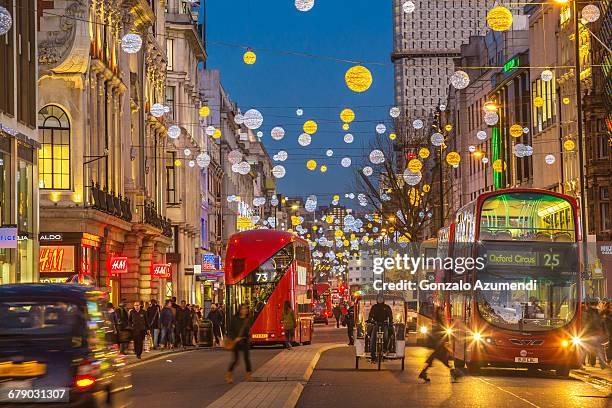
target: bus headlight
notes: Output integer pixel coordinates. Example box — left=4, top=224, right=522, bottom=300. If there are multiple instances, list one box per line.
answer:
left=561, top=339, right=569, bottom=348
left=571, top=336, right=581, bottom=346
left=472, top=332, right=482, bottom=342
left=419, top=325, right=428, bottom=334
left=445, top=327, right=453, bottom=335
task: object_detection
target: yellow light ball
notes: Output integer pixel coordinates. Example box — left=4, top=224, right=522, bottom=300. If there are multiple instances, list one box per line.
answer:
left=326, top=215, right=334, bottom=224
left=563, top=139, right=575, bottom=151
left=563, top=97, right=570, bottom=105
left=444, top=124, right=453, bottom=132
left=423, top=184, right=431, bottom=193
left=342, top=123, right=349, bottom=131
left=345, top=65, right=373, bottom=93
left=212, top=128, right=221, bottom=139
left=533, top=96, right=545, bottom=108
left=303, top=120, right=318, bottom=135
left=446, top=152, right=461, bottom=166
left=320, top=165, right=328, bottom=173
left=487, top=6, right=513, bottom=32
left=419, top=147, right=430, bottom=159
left=493, top=159, right=507, bottom=173
left=333, top=195, right=340, bottom=201
left=174, top=159, right=182, bottom=167
left=340, top=108, right=355, bottom=123
left=510, top=124, right=523, bottom=138
left=243, top=50, right=257, bottom=65
left=306, top=159, right=317, bottom=170
left=199, top=106, right=210, bottom=117
left=408, top=158, right=423, bottom=173
left=334, top=229, right=343, bottom=238
left=389, top=133, right=397, bottom=140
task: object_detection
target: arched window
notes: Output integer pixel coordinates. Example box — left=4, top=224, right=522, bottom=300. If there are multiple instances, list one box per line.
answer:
left=38, top=105, right=71, bottom=190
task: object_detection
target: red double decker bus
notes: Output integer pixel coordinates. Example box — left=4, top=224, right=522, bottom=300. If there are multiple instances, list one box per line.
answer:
left=225, top=229, right=314, bottom=345
left=313, top=282, right=332, bottom=324
left=442, top=189, right=582, bottom=376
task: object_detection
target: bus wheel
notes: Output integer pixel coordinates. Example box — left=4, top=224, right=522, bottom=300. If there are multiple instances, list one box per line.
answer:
left=355, top=357, right=359, bottom=369
left=556, top=366, right=570, bottom=377
left=454, top=358, right=466, bottom=369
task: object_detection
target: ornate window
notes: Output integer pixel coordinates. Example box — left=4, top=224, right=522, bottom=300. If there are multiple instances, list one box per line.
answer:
left=38, top=105, right=71, bottom=190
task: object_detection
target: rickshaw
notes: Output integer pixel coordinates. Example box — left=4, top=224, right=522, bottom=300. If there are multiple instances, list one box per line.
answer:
left=354, top=294, right=406, bottom=371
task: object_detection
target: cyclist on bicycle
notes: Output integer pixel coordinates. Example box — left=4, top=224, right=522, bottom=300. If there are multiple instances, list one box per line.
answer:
left=368, top=293, right=394, bottom=361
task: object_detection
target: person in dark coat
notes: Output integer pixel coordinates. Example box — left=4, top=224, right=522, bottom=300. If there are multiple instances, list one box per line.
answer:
left=207, top=304, right=223, bottom=345
left=146, top=299, right=161, bottom=349
left=129, top=301, right=149, bottom=359
left=346, top=301, right=355, bottom=345
left=116, top=299, right=130, bottom=354
left=332, top=304, right=341, bottom=328
left=418, top=305, right=462, bottom=382
left=225, top=304, right=252, bottom=384
left=107, top=302, right=119, bottom=346
left=176, top=300, right=191, bottom=348
left=160, top=299, right=175, bottom=348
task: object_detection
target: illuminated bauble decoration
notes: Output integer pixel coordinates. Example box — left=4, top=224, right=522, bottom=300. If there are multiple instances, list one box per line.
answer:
left=298, top=133, right=312, bottom=146
left=272, top=165, right=286, bottom=178
left=228, top=149, right=243, bottom=164
left=389, top=106, right=401, bottom=118
left=270, top=196, right=279, bottom=206
left=271, top=126, right=286, bottom=140
left=582, top=4, right=601, bottom=23
left=198, top=106, right=210, bottom=117
left=402, top=0, right=415, bottom=13
left=369, top=149, right=385, bottom=164
left=340, top=108, right=355, bottom=123
left=562, top=97, right=570, bottom=105
left=389, top=133, right=397, bottom=140
left=524, top=145, right=534, bottom=156
left=484, top=111, right=499, bottom=125
left=257, top=131, right=263, bottom=138
left=167, top=125, right=181, bottom=139
left=306, top=159, right=317, bottom=170
left=514, top=143, right=527, bottom=158
left=533, top=96, right=545, bottom=108
left=236, top=161, right=251, bottom=175
left=303, top=120, right=318, bottom=134
left=423, top=184, right=431, bottom=192
left=545, top=154, right=556, bottom=165
left=450, top=70, right=470, bottom=89
left=343, top=133, right=354, bottom=144
left=277, top=150, right=288, bottom=161
left=408, top=158, right=423, bottom=173
left=403, top=169, right=422, bottom=186
left=188, top=160, right=195, bottom=168
left=445, top=124, right=453, bottom=132
left=376, top=124, right=387, bottom=134
left=413, top=119, right=424, bottom=129
left=482, top=157, right=489, bottom=164
left=184, top=148, right=191, bottom=157
left=419, top=147, right=430, bottom=159
left=468, top=145, right=476, bottom=153
left=320, top=165, right=327, bottom=173
left=564, top=139, right=576, bottom=151
left=212, top=128, right=221, bottom=139
left=196, top=153, right=210, bottom=168
left=439, top=104, right=447, bottom=111
left=296, top=108, right=304, bottom=116
left=334, top=229, right=343, bottom=238
left=234, top=114, right=244, bottom=125
left=174, top=159, right=182, bottom=167
left=205, top=126, right=216, bottom=136
left=295, top=0, right=315, bottom=12
left=326, top=149, right=334, bottom=157
left=510, top=124, right=523, bottom=138
left=487, top=6, right=513, bottom=32
left=243, top=109, right=264, bottom=129
left=243, top=50, right=256, bottom=65
left=345, top=65, right=373, bottom=93
left=341, top=157, right=352, bottom=167
left=121, top=33, right=143, bottom=54
left=362, top=166, right=373, bottom=176
left=523, top=127, right=530, bottom=134
left=493, top=159, right=506, bottom=172
left=342, top=123, right=350, bottom=131
left=446, top=152, right=461, bottom=166
left=541, top=70, right=553, bottom=82
left=477, top=130, right=487, bottom=141
left=0, top=6, right=12, bottom=35
left=150, top=103, right=166, bottom=117
left=431, top=132, right=444, bottom=146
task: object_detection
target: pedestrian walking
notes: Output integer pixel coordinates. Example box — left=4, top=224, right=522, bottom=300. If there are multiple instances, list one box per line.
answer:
left=583, top=298, right=608, bottom=369
left=107, top=302, right=119, bottom=347
left=160, top=299, right=175, bottom=348
left=192, top=305, right=201, bottom=344
left=207, top=304, right=223, bottom=345
left=341, top=303, right=348, bottom=327
left=281, top=300, right=296, bottom=349
left=418, top=306, right=462, bottom=382
left=129, top=301, right=149, bottom=359
left=146, top=299, right=161, bottom=350
left=225, top=304, right=252, bottom=384
left=116, top=299, right=131, bottom=354
left=603, top=300, right=612, bottom=363
left=346, top=300, right=355, bottom=345
left=176, top=300, right=191, bottom=348
left=219, top=304, right=227, bottom=335
left=333, top=304, right=341, bottom=328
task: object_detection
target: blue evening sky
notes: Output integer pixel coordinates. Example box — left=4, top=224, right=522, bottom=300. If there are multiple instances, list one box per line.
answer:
left=206, top=0, right=393, bottom=205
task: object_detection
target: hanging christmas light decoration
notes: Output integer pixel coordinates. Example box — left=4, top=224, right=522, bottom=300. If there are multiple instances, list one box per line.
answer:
left=446, top=152, right=461, bottom=166
left=362, top=166, right=373, bottom=176
left=256, top=131, right=263, bottom=138
left=524, top=145, right=534, bottom=156
left=563, top=139, right=576, bottom=151
left=326, top=149, right=334, bottom=157
left=487, top=5, right=513, bottom=32
left=303, top=120, right=318, bottom=134
left=389, top=133, right=397, bottom=140
left=523, top=127, right=530, bottom=134
left=343, top=133, right=354, bottom=144
left=196, top=153, right=210, bottom=168
left=188, top=160, right=195, bottom=168
left=320, top=165, right=328, bottom=173
left=243, top=109, right=264, bottom=129
left=482, top=157, right=489, bottom=164
left=419, top=147, right=430, bottom=159
left=184, top=148, right=191, bottom=157
left=514, top=143, right=527, bottom=158
left=403, top=169, right=422, bottom=186
left=402, top=0, right=415, bottom=13
left=228, top=149, right=243, bottom=164
left=345, top=65, right=373, bottom=93
left=234, top=113, right=244, bottom=125
left=150, top=103, right=166, bottom=118
left=340, top=108, right=355, bottom=123
left=493, top=159, right=506, bottom=172
left=450, top=70, right=470, bottom=89
left=533, top=96, right=545, bottom=108
left=167, top=125, right=181, bottom=139
left=476, top=130, right=487, bottom=141
left=306, top=159, right=317, bottom=170
left=408, top=158, right=423, bottom=173
left=121, top=33, right=143, bottom=54
left=510, top=124, right=523, bottom=138
left=298, top=133, right=312, bottom=146
left=243, top=50, right=257, bottom=65
left=369, top=150, right=385, bottom=164
left=237, top=161, right=251, bottom=175
left=296, top=108, right=304, bottom=116
left=271, top=126, right=286, bottom=140
left=582, top=4, right=601, bottom=23
left=562, top=97, right=570, bottom=105
left=0, top=6, right=12, bottom=36
left=431, top=132, right=444, bottom=146
left=468, top=145, right=476, bottom=153
left=389, top=106, right=401, bottom=118
left=212, top=128, right=221, bottom=139
left=545, top=154, right=556, bottom=165
left=295, top=0, right=315, bottom=12
left=341, top=157, right=352, bottom=167
left=541, top=69, right=554, bottom=82
left=272, top=165, right=286, bottom=178
left=342, top=123, right=350, bottom=131
left=484, top=111, right=499, bottom=125
left=376, top=123, right=387, bottom=134
left=276, top=150, right=288, bottom=161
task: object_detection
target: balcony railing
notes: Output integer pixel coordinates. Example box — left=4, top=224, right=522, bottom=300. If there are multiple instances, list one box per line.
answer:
left=89, top=182, right=132, bottom=222
left=143, top=198, right=173, bottom=238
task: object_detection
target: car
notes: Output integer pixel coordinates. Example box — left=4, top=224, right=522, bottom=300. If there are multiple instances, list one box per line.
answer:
left=0, top=284, right=132, bottom=407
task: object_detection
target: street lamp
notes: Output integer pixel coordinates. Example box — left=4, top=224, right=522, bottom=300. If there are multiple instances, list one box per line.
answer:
left=484, top=100, right=499, bottom=112
left=472, top=150, right=488, bottom=191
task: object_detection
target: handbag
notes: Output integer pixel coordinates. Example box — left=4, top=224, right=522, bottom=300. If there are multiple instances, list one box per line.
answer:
left=224, top=319, right=248, bottom=351
left=144, top=333, right=151, bottom=353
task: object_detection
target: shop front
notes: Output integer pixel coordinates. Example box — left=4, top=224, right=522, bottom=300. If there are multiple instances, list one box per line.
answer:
left=38, top=232, right=101, bottom=284
left=195, top=253, right=224, bottom=311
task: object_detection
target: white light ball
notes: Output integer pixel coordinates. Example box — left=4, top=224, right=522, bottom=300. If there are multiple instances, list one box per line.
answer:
left=341, top=157, right=352, bottom=167
left=413, top=119, right=424, bottom=129
left=257, top=131, right=263, bottom=138
left=150, top=103, right=166, bottom=118
left=272, top=165, right=286, bottom=178
left=295, top=0, right=315, bottom=12
left=403, top=169, right=422, bottom=186
left=514, top=143, right=526, bottom=158
left=205, top=126, right=216, bottom=136
left=376, top=123, right=387, bottom=134
left=236, top=161, right=251, bottom=175
left=468, top=145, right=476, bottom=153
left=188, top=160, right=195, bottom=168
left=343, top=133, right=354, bottom=144
left=450, top=70, right=470, bottom=89
left=243, top=109, right=264, bottom=130
left=362, top=166, right=373, bottom=176
left=326, top=149, right=334, bottom=157
left=524, top=145, right=534, bottom=156
left=545, top=154, right=556, bottom=165
left=168, top=125, right=181, bottom=139
left=196, top=153, right=210, bottom=168
left=389, top=107, right=401, bottom=118
left=234, top=114, right=244, bottom=125
left=431, top=132, right=444, bottom=146
left=477, top=130, right=487, bottom=141
left=271, top=126, right=285, bottom=140
left=482, top=157, right=489, bottom=164
left=484, top=111, right=499, bottom=126
left=298, top=133, right=311, bottom=146
left=541, top=69, right=553, bottom=82
left=582, top=4, right=601, bottom=23
left=121, top=33, right=143, bottom=54
left=296, top=108, right=304, bottom=116
left=402, top=1, right=415, bottom=13
left=184, top=148, right=191, bottom=157
left=228, top=149, right=243, bottom=164
left=0, top=6, right=12, bottom=36
left=276, top=150, right=288, bottom=161
left=369, top=150, right=385, bottom=164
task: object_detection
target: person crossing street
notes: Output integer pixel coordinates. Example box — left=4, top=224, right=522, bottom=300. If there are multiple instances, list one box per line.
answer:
left=346, top=300, right=355, bottom=345
left=129, top=301, right=149, bottom=359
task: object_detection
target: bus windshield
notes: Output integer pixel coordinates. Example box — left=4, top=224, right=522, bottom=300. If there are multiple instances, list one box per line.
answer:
left=479, top=192, right=575, bottom=242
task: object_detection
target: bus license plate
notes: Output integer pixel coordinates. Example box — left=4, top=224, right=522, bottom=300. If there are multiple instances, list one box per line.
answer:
left=515, top=357, right=538, bottom=363
left=252, top=334, right=268, bottom=339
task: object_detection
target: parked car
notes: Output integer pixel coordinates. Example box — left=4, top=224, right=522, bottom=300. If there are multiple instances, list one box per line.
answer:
left=0, top=284, right=132, bottom=407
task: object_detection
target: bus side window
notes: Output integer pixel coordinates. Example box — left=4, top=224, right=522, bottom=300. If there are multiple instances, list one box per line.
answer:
left=306, top=289, right=312, bottom=299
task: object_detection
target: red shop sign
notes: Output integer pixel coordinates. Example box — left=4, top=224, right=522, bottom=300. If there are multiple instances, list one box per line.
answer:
left=150, top=263, right=171, bottom=279
left=107, top=256, right=129, bottom=275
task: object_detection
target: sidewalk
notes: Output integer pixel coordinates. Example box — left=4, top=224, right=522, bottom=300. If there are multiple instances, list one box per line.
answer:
left=571, top=365, right=612, bottom=391
left=207, top=343, right=346, bottom=408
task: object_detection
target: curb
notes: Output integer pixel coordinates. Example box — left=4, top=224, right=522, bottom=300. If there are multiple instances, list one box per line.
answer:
left=126, top=347, right=210, bottom=368
left=570, top=369, right=612, bottom=393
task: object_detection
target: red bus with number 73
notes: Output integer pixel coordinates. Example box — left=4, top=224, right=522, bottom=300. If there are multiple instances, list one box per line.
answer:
left=224, top=229, right=314, bottom=345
